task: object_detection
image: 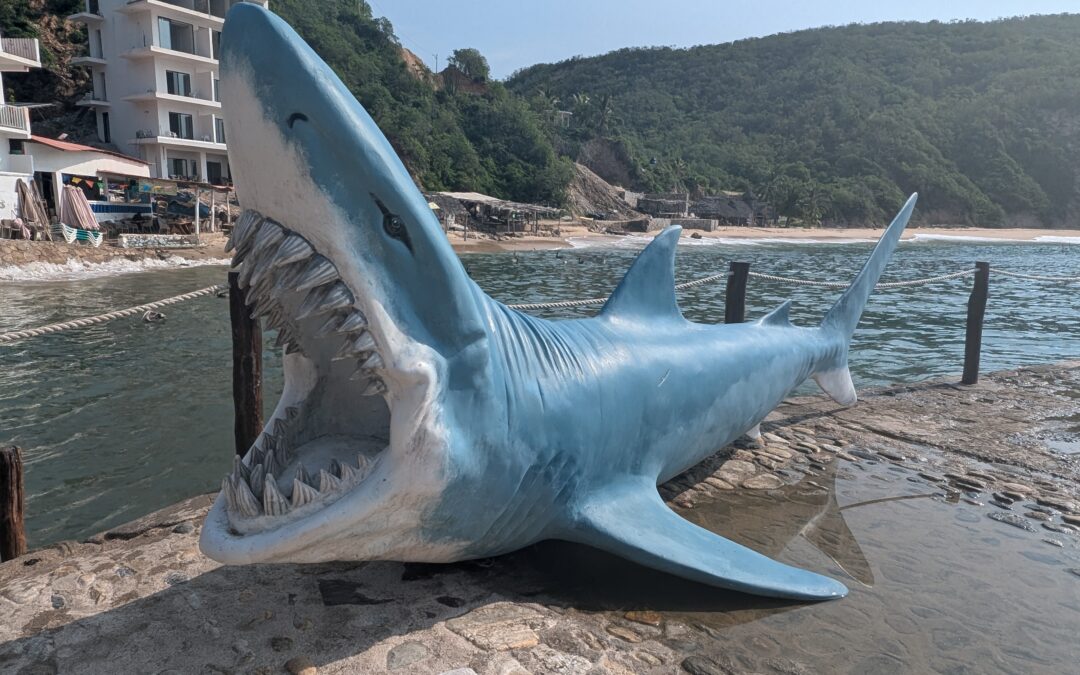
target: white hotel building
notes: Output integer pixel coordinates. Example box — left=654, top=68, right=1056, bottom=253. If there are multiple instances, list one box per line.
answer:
left=0, top=32, right=43, bottom=219
left=69, top=0, right=268, bottom=185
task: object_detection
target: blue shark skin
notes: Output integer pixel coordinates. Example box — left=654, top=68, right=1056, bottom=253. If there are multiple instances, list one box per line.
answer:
left=200, top=4, right=918, bottom=601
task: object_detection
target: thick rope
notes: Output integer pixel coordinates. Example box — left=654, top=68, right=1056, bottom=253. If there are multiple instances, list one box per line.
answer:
left=0, top=262, right=1072, bottom=340
left=991, top=269, right=1080, bottom=283
left=747, top=268, right=978, bottom=289
left=0, top=284, right=225, bottom=344
left=506, top=271, right=730, bottom=310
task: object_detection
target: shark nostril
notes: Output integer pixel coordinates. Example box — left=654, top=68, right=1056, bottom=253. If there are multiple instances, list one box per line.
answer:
left=287, top=112, right=309, bottom=129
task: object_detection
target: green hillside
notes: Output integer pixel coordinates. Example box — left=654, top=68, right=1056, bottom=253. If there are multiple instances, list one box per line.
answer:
left=508, top=15, right=1080, bottom=226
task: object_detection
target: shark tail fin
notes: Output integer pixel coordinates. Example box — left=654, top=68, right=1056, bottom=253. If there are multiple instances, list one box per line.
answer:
left=815, top=194, right=918, bottom=405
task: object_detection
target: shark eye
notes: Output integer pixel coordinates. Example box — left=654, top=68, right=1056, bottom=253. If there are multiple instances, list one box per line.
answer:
left=287, top=112, right=308, bottom=128
left=372, top=195, right=413, bottom=253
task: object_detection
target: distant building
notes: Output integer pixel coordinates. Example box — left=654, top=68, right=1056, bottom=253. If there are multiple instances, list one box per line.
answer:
left=68, top=0, right=269, bottom=185
left=635, top=192, right=690, bottom=218
left=0, top=30, right=43, bottom=220
left=691, top=191, right=777, bottom=226
left=24, top=135, right=151, bottom=221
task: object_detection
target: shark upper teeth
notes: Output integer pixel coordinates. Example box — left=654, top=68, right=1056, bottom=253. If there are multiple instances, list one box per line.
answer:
left=273, top=235, right=314, bottom=268
left=361, top=352, right=384, bottom=371
left=360, top=379, right=386, bottom=396
left=227, top=211, right=260, bottom=254
left=297, top=282, right=354, bottom=320
left=295, top=463, right=314, bottom=487
left=295, top=256, right=338, bottom=292
left=316, top=313, right=346, bottom=337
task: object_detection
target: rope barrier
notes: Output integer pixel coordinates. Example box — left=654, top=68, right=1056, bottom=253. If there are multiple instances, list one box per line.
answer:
left=747, top=268, right=979, bottom=289
left=990, top=269, right=1080, bottom=283
left=0, top=284, right=225, bottom=344
left=506, top=271, right=730, bottom=310
left=0, top=261, right=1072, bottom=342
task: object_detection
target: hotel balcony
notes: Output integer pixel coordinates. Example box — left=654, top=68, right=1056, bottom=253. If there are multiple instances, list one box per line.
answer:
left=75, top=92, right=112, bottom=108
left=132, top=129, right=226, bottom=151
left=0, top=104, right=32, bottom=138
left=67, top=0, right=104, bottom=24
left=71, top=55, right=108, bottom=68
left=119, top=0, right=269, bottom=27
left=123, top=89, right=221, bottom=111
left=0, top=38, right=42, bottom=72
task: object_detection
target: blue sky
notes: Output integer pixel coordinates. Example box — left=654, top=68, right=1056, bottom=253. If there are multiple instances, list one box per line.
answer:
left=368, top=0, right=1079, bottom=79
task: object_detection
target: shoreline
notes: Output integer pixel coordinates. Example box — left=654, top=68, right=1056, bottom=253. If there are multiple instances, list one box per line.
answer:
left=2, top=224, right=1078, bottom=281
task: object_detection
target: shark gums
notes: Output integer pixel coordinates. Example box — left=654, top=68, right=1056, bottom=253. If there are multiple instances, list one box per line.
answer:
left=200, top=4, right=918, bottom=601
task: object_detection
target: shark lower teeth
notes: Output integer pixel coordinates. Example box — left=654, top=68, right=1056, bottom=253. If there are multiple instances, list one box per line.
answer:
left=223, top=210, right=391, bottom=524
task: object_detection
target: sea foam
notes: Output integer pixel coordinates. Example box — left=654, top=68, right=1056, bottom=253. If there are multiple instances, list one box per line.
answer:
left=0, top=256, right=230, bottom=282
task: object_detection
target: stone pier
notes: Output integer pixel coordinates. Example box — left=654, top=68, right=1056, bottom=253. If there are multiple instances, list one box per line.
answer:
left=1, top=364, right=1077, bottom=674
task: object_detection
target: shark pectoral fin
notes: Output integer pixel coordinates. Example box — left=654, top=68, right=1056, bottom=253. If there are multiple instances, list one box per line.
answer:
left=813, top=366, right=857, bottom=406
left=566, top=479, right=848, bottom=601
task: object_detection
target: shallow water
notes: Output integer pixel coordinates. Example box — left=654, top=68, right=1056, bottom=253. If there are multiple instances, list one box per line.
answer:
left=0, top=238, right=1077, bottom=547
left=522, top=457, right=1080, bottom=674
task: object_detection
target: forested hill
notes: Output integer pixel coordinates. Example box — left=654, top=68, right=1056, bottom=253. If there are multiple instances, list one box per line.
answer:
left=508, top=15, right=1080, bottom=227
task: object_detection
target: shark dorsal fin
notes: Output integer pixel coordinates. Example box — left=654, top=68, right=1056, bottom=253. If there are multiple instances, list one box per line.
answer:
left=601, top=227, right=682, bottom=321
left=759, top=300, right=792, bottom=326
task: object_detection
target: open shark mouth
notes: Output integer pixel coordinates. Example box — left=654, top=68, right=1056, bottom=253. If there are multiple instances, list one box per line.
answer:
left=219, top=209, right=393, bottom=535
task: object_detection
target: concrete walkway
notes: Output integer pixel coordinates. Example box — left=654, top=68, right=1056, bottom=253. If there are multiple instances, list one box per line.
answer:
left=1, top=364, right=1077, bottom=674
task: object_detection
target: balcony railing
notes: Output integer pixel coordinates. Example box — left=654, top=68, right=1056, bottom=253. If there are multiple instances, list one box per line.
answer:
left=0, top=105, right=30, bottom=134
left=0, top=38, right=41, bottom=65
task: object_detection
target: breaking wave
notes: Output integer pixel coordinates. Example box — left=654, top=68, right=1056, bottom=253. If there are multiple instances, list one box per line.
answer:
left=0, top=256, right=230, bottom=282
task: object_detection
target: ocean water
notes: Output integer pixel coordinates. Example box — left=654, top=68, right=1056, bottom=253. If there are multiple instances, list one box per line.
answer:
left=0, top=237, right=1077, bottom=547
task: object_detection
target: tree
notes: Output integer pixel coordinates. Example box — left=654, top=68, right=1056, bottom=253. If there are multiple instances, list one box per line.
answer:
left=449, top=48, right=491, bottom=82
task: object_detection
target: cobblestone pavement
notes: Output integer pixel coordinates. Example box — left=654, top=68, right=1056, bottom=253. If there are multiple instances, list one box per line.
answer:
left=1, top=364, right=1077, bottom=674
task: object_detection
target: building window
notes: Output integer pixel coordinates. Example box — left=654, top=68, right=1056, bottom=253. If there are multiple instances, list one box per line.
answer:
left=215, top=118, right=226, bottom=144
left=166, top=70, right=192, bottom=97
left=88, top=0, right=100, bottom=15
left=168, top=112, right=194, bottom=139
left=101, top=112, right=111, bottom=144
left=207, top=161, right=223, bottom=185
left=97, top=72, right=107, bottom=101
left=92, top=29, right=103, bottom=59
left=212, top=30, right=221, bottom=60
left=213, top=78, right=220, bottom=102
left=170, top=158, right=192, bottom=179
left=158, top=17, right=195, bottom=54
left=8, top=139, right=24, bottom=155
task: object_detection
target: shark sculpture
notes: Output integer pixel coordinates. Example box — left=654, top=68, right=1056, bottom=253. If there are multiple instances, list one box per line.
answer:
left=201, top=4, right=918, bottom=601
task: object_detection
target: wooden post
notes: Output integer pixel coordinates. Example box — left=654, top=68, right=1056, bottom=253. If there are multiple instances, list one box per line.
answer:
left=194, top=187, right=201, bottom=241
left=725, top=261, right=750, bottom=324
left=961, top=262, right=990, bottom=385
left=229, top=271, right=263, bottom=456
left=210, top=189, right=216, bottom=233
left=1, top=445, right=27, bottom=562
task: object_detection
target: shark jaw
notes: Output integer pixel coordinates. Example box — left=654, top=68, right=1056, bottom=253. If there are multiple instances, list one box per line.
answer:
left=200, top=207, right=458, bottom=564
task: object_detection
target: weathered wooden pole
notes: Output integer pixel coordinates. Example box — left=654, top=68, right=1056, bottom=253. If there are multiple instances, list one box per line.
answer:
left=961, top=261, right=990, bottom=385
left=229, top=271, right=263, bottom=456
left=1, top=445, right=27, bottom=562
left=725, top=261, right=750, bottom=324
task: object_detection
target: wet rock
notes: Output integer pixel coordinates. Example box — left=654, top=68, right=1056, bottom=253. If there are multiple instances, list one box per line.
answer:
left=285, top=656, right=316, bottom=675
left=1042, top=522, right=1077, bottom=535
left=1042, top=539, right=1064, bottom=548
left=877, top=449, right=906, bottom=461
left=672, top=494, right=696, bottom=509
left=436, top=596, right=466, bottom=608
left=171, top=522, right=195, bottom=535
left=992, top=492, right=1015, bottom=504
left=270, top=636, right=293, bottom=652
left=1002, top=490, right=1027, bottom=502
left=704, top=477, right=734, bottom=491
left=445, top=603, right=550, bottom=651
left=681, top=655, right=733, bottom=675
left=837, top=452, right=859, bottom=462
left=1062, top=515, right=1080, bottom=527
left=761, top=446, right=793, bottom=460
left=386, top=641, right=429, bottom=670
left=1001, top=482, right=1033, bottom=495
left=743, top=474, right=784, bottom=490
left=966, top=470, right=997, bottom=482
left=624, top=610, right=662, bottom=627
left=605, top=625, right=642, bottom=643
left=755, top=455, right=783, bottom=471
left=945, top=473, right=987, bottom=491
left=1036, top=497, right=1079, bottom=514
left=762, top=432, right=787, bottom=445
left=1025, top=511, right=1052, bottom=522
left=849, top=449, right=878, bottom=462
left=987, top=512, right=1037, bottom=533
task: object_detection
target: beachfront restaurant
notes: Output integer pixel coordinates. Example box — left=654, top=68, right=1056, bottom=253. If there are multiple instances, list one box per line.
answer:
left=20, top=135, right=152, bottom=223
